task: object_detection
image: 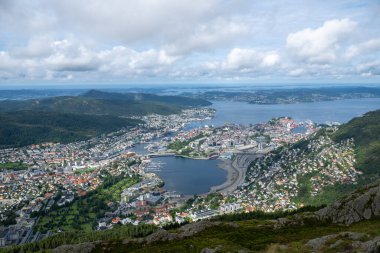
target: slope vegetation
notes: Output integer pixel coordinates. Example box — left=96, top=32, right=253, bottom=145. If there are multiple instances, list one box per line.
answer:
left=243, top=109, right=380, bottom=208
left=332, top=109, right=380, bottom=181
left=2, top=181, right=380, bottom=252
left=0, top=90, right=211, bottom=116
left=0, top=111, right=142, bottom=148
left=0, top=90, right=211, bottom=147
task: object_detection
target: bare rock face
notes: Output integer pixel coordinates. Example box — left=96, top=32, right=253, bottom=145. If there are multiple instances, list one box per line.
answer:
left=178, top=221, right=221, bottom=237
left=362, top=236, right=380, bottom=253
left=144, top=229, right=178, bottom=244
left=200, top=245, right=222, bottom=253
left=316, top=181, right=380, bottom=225
left=274, top=212, right=318, bottom=229
left=307, top=232, right=380, bottom=253
left=138, top=221, right=223, bottom=245
left=53, top=242, right=96, bottom=253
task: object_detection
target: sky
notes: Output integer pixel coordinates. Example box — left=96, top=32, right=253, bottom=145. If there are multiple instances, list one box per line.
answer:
left=0, top=0, right=380, bottom=86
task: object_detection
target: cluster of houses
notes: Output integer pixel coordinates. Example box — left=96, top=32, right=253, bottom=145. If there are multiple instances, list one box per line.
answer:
left=1, top=108, right=359, bottom=250
left=158, top=117, right=316, bottom=159
left=231, top=133, right=359, bottom=211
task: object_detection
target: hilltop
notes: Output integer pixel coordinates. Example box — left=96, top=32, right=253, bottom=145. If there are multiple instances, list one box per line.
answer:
left=0, top=90, right=211, bottom=148
left=0, top=111, right=142, bottom=148
left=0, top=91, right=210, bottom=117
left=82, top=90, right=212, bottom=107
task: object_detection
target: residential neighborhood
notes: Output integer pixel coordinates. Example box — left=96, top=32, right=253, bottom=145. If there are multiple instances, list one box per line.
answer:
left=0, top=109, right=359, bottom=248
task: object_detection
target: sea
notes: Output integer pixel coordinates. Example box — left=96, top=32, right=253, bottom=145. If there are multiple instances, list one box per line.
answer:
left=134, top=98, right=380, bottom=195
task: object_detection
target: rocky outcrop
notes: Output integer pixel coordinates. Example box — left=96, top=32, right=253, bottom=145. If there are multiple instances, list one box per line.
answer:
left=200, top=245, right=222, bottom=253
left=307, top=232, right=380, bottom=253
left=53, top=242, right=96, bottom=253
left=142, top=220, right=223, bottom=244
left=316, top=181, right=380, bottom=225
left=274, top=212, right=319, bottom=229
left=53, top=222, right=225, bottom=253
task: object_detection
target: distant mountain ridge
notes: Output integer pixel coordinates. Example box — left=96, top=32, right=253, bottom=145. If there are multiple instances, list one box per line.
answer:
left=0, top=111, right=142, bottom=148
left=184, top=86, right=380, bottom=104
left=0, top=90, right=212, bottom=148
left=0, top=90, right=211, bottom=117
left=81, top=90, right=212, bottom=107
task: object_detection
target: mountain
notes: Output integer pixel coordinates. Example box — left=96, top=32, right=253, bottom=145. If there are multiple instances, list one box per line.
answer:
left=0, top=90, right=212, bottom=147
left=332, top=109, right=380, bottom=181
left=240, top=108, right=380, bottom=209
left=81, top=90, right=212, bottom=107
left=0, top=111, right=142, bottom=148
left=0, top=96, right=181, bottom=117
left=0, top=90, right=211, bottom=117
left=183, top=86, right=380, bottom=104
left=2, top=181, right=379, bottom=253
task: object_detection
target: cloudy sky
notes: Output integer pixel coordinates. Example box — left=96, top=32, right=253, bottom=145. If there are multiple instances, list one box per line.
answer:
left=0, top=0, right=379, bottom=85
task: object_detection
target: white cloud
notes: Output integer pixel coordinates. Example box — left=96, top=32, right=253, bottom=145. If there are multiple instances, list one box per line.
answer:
left=346, top=38, right=380, bottom=59
left=128, top=49, right=178, bottom=69
left=0, top=39, right=180, bottom=80
left=97, top=46, right=178, bottom=77
left=11, top=35, right=54, bottom=58
left=0, top=1, right=380, bottom=82
left=222, top=48, right=280, bottom=71
left=261, top=53, right=280, bottom=67
left=286, top=19, right=357, bottom=64
left=164, top=19, right=249, bottom=55
left=288, top=68, right=305, bottom=77
left=51, top=0, right=218, bottom=43
left=357, top=60, right=380, bottom=76
left=42, top=39, right=99, bottom=72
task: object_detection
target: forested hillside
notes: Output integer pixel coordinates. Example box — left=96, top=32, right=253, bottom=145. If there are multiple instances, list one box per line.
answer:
left=0, top=111, right=142, bottom=148
left=332, top=109, right=380, bottom=181
left=0, top=90, right=211, bottom=148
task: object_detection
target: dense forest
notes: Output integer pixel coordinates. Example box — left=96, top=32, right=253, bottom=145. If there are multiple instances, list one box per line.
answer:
left=0, top=90, right=212, bottom=148
left=0, top=90, right=211, bottom=116
left=0, top=111, right=142, bottom=148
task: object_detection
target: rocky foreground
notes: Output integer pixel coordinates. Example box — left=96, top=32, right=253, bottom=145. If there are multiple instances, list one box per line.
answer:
left=48, top=181, right=380, bottom=253
left=316, top=180, right=380, bottom=225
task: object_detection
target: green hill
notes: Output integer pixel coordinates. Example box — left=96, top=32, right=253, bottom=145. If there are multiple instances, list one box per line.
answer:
left=82, top=90, right=212, bottom=107
left=0, top=90, right=212, bottom=147
left=332, top=109, right=380, bottom=181
left=242, top=109, right=380, bottom=208
left=0, top=96, right=182, bottom=117
left=0, top=111, right=142, bottom=148
left=0, top=90, right=211, bottom=117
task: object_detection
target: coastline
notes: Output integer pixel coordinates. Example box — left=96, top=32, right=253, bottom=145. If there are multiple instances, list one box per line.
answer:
left=210, top=152, right=265, bottom=194
left=209, top=158, right=245, bottom=194
left=152, top=153, right=247, bottom=195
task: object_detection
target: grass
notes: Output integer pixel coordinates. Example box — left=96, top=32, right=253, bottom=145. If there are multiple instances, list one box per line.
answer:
left=74, top=167, right=97, bottom=175
left=3, top=211, right=380, bottom=252
left=0, top=162, right=28, bottom=171
left=0, top=224, right=157, bottom=253
left=103, top=218, right=380, bottom=253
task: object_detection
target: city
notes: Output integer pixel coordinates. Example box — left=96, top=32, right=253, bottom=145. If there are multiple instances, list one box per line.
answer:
left=1, top=1, right=380, bottom=252
left=0, top=105, right=361, bottom=247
